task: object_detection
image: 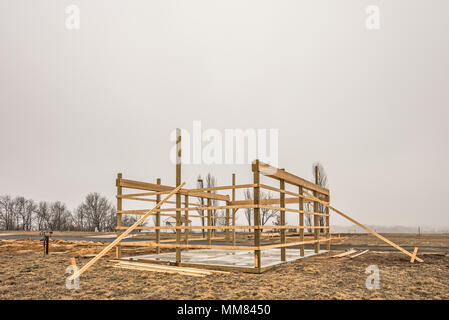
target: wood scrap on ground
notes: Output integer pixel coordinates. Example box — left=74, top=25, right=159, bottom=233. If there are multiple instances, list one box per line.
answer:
left=113, top=260, right=229, bottom=277
left=349, top=249, right=369, bottom=259
left=332, top=249, right=357, bottom=258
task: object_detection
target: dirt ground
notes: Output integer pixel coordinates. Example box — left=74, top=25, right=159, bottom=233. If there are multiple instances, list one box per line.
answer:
left=0, top=234, right=448, bottom=300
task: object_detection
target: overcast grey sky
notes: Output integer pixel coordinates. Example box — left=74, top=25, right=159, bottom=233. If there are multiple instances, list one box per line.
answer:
left=1, top=0, right=448, bottom=228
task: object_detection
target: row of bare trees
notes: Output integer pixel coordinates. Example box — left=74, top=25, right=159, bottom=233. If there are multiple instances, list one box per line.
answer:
left=0, top=193, right=131, bottom=232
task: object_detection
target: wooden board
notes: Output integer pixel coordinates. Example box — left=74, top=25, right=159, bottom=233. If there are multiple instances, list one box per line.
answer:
left=70, top=182, right=185, bottom=280
left=332, top=250, right=357, bottom=258
left=349, top=250, right=369, bottom=259
left=302, top=190, right=424, bottom=263
left=117, top=178, right=229, bottom=201
left=253, top=161, right=330, bottom=195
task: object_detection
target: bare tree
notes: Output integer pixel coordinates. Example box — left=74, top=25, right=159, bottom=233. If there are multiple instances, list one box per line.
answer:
left=260, top=192, right=279, bottom=227
left=205, top=173, right=219, bottom=234
left=243, top=189, right=279, bottom=232
left=304, top=209, right=313, bottom=233
left=75, top=193, right=115, bottom=232
left=14, top=197, right=36, bottom=231
left=272, top=213, right=281, bottom=232
left=36, top=201, right=50, bottom=230
left=122, top=215, right=142, bottom=227
left=312, top=162, right=328, bottom=233
left=0, top=195, right=17, bottom=230
left=47, top=201, right=73, bottom=231
left=243, top=189, right=253, bottom=232
left=196, top=175, right=206, bottom=237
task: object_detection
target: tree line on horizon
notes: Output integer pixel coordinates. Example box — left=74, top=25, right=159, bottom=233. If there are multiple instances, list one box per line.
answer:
left=1, top=163, right=328, bottom=233
left=0, top=193, right=138, bottom=232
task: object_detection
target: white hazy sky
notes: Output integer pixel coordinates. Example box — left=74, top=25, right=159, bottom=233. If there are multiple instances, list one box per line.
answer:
left=1, top=1, right=448, bottom=228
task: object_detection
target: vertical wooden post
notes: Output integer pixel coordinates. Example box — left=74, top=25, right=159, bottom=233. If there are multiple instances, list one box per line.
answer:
left=156, top=178, right=161, bottom=254
left=115, top=173, right=122, bottom=259
left=298, top=186, right=304, bottom=256
left=207, top=196, right=212, bottom=245
left=280, top=175, right=286, bottom=262
left=225, top=204, right=230, bottom=245
left=326, top=192, right=330, bottom=251
left=175, top=128, right=182, bottom=264
left=313, top=166, right=319, bottom=254
left=253, top=161, right=261, bottom=271
left=232, top=173, right=236, bottom=247
left=184, top=195, right=189, bottom=247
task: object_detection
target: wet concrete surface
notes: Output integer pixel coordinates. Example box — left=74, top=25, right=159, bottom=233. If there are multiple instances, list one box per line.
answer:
left=125, top=248, right=329, bottom=268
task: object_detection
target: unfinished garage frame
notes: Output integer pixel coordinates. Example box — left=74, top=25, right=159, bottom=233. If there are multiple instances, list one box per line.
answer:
left=113, top=129, right=334, bottom=273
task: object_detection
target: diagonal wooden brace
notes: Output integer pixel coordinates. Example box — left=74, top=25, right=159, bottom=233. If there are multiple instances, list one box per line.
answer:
left=70, top=182, right=186, bottom=280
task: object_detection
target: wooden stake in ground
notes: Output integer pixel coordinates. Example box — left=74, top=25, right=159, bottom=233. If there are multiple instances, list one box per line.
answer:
left=410, top=247, right=419, bottom=263
left=70, top=182, right=186, bottom=280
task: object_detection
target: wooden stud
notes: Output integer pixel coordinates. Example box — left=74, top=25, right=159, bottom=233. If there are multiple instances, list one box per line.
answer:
left=280, top=173, right=286, bottom=261
left=156, top=178, right=161, bottom=255
left=175, top=128, right=181, bottom=265
left=326, top=192, right=331, bottom=251
left=184, top=195, right=189, bottom=246
left=410, top=247, right=418, bottom=263
left=299, top=186, right=304, bottom=256
left=225, top=203, right=230, bottom=245
left=313, top=166, right=320, bottom=254
left=232, top=173, right=236, bottom=247
left=253, top=160, right=261, bottom=270
left=70, top=182, right=185, bottom=280
left=207, top=196, right=212, bottom=246
left=116, top=173, right=122, bottom=259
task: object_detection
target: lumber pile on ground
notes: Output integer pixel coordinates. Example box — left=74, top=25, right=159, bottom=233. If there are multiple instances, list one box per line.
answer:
left=113, top=261, right=228, bottom=277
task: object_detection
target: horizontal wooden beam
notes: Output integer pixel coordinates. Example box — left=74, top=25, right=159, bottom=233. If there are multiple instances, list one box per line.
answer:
left=231, top=197, right=310, bottom=206
left=259, top=184, right=328, bottom=202
left=115, top=237, right=336, bottom=251
left=117, top=210, right=228, bottom=219
left=188, top=184, right=257, bottom=192
left=116, top=225, right=329, bottom=231
left=253, top=161, right=330, bottom=195
left=117, top=178, right=229, bottom=201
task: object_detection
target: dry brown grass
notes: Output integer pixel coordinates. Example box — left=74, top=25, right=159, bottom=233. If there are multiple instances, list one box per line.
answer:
left=0, top=235, right=448, bottom=300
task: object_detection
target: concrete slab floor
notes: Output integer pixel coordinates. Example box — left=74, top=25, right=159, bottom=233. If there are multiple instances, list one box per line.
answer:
left=124, top=248, right=328, bottom=269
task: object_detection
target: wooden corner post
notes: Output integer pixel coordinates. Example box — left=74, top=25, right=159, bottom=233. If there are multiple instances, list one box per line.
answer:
left=175, top=128, right=182, bottom=265
left=313, top=166, right=320, bottom=254
left=253, top=161, right=261, bottom=271
left=298, top=186, right=304, bottom=256
left=232, top=173, right=236, bottom=247
left=326, top=192, right=330, bottom=251
left=225, top=204, right=230, bottom=245
left=116, top=173, right=122, bottom=259
left=280, top=171, right=286, bottom=262
left=156, top=178, right=161, bottom=254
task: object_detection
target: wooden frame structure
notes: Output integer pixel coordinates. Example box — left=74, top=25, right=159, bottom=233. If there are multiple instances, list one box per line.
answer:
left=110, top=129, right=422, bottom=274
left=68, top=129, right=422, bottom=280
left=113, top=130, right=335, bottom=273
